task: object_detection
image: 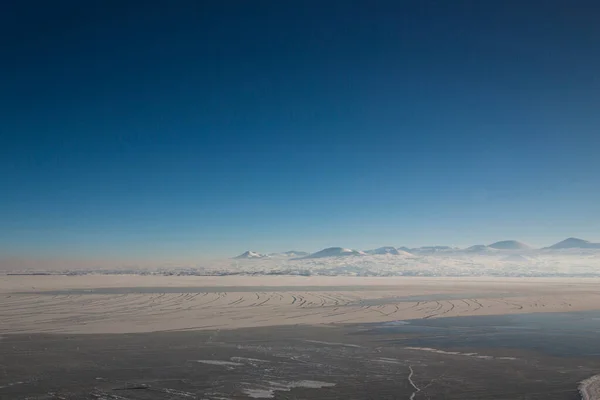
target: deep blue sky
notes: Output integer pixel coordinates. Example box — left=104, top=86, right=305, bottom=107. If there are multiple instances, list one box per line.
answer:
left=1, top=1, right=599, bottom=262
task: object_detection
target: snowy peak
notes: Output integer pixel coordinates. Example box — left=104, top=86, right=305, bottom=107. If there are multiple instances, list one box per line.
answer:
left=488, top=240, right=531, bottom=250
left=280, top=251, right=309, bottom=257
left=410, top=246, right=453, bottom=254
left=300, top=247, right=366, bottom=259
left=365, top=246, right=412, bottom=256
left=233, top=251, right=268, bottom=259
left=464, top=245, right=495, bottom=253
left=547, top=237, right=600, bottom=249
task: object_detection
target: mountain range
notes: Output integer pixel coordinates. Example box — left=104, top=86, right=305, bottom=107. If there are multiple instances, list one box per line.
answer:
left=233, top=238, right=599, bottom=260
left=364, top=246, right=413, bottom=256
left=296, top=247, right=366, bottom=259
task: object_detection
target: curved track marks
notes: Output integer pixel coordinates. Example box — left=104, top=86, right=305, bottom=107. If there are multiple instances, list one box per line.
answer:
left=0, top=289, right=593, bottom=334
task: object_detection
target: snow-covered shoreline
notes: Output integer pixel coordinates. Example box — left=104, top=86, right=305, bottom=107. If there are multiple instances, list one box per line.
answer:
left=579, top=374, right=600, bottom=400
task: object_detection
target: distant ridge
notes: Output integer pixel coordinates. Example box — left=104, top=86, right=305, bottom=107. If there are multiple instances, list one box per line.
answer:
left=232, top=238, right=600, bottom=260
left=547, top=238, right=600, bottom=249
left=233, top=251, right=268, bottom=259
left=411, top=246, right=453, bottom=253
left=299, top=247, right=366, bottom=259
left=365, top=246, right=412, bottom=256
left=281, top=251, right=309, bottom=257
left=488, top=240, right=531, bottom=250
left=465, top=245, right=495, bottom=253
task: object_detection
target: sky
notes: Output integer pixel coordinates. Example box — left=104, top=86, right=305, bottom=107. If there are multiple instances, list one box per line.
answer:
left=1, top=1, right=599, bottom=265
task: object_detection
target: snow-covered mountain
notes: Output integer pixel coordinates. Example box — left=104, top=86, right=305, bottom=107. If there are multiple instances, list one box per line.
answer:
left=547, top=238, right=600, bottom=249
left=280, top=251, right=309, bottom=257
left=233, top=251, right=268, bottom=259
left=410, top=246, right=454, bottom=253
left=464, top=245, right=495, bottom=253
left=488, top=240, right=531, bottom=250
left=213, top=239, right=600, bottom=278
left=365, top=246, right=412, bottom=256
left=220, top=248, right=600, bottom=278
left=299, top=247, right=366, bottom=259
